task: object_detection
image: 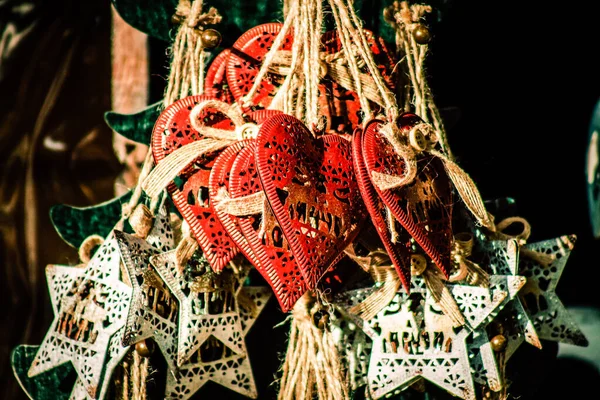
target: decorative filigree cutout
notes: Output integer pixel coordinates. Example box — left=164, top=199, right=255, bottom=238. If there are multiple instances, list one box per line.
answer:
left=151, top=95, right=240, bottom=272
left=256, top=113, right=366, bottom=289
left=28, top=234, right=132, bottom=399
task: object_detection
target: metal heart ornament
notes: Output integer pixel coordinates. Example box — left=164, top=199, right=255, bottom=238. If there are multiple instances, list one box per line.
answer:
left=228, top=139, right=308, bottom=312
left=227, top=22, right=294, bottom=110
left=204, top=49, right=235, bottom=104
left=208, top=109, right=281, bottom=271
left=255, top=113, right=367, bottom=289
left=361, top=115, right=454, bottom=284
left=352, top=125, right=413, bottom=290
left=151, top=95, right=239, bottom=272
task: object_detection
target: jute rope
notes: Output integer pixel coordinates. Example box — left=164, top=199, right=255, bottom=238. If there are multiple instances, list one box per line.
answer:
left=142, top=99, right=248, bottom=205
left=122, top=0, right=220, bottom=219
left=448, top=232, right=490, bottom=287
left=278, top=292, right=349, bottom=400
left=384, top=1, right=452, bottom=157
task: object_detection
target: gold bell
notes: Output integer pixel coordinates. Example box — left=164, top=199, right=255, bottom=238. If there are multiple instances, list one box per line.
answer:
left=135, top=339, right=156, bottom=358
left=413, top=24, right=431, bottom=45
left=490, top=334, right=507, bottom=352
left=201, top=29, right=222, bottom=49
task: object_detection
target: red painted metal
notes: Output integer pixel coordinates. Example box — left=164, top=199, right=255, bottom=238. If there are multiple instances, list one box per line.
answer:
left=255, top=113, right=366, bottom=289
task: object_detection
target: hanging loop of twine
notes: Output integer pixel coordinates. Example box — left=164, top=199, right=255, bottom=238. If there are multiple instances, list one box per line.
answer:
left=120, top=0, right=223, bottom=221
left=172, top=0, right=221, bottom=29
left=78, top=235, right=105, bottom=264
left=490, top=216, right=556, bottom=268
left=384, top=1, right=453, bottom=158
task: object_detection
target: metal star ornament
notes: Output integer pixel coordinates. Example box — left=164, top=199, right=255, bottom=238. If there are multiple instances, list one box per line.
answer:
left=479, top=238, right=541, bottom=359
left=340, top=277, right=508, bottom=400
left=467, top=274, right=526, bottom=391
left=114, top=206, right=178, bottom=370
left=150, top=250, right=270, bottom=399
left=27, top=233, right=132, bottom=399
left=519, top=235, right=588, bottom=346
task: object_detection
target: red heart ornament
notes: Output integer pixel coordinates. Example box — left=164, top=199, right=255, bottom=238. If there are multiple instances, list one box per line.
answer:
left=320, top=30, right=397, bottom=135
left=227, top=23, right=294, bottom=110
left=255, top=114, right=366, bottom=288
left=204, top=49, right=235, bottom=104
left=229, top=140, right=308, bottom=312
left=352, top=125, right=412, bottom=291
left=151, top=95, right=239, bottom=272
left=208, top=110, right=281, bottom=271
left=362, top=116, right=454, bottom=277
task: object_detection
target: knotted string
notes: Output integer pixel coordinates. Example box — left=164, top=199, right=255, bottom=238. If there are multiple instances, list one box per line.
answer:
left=278, top=292, right=349, bottom=400
left=384, top=0, right=452, bottom=157
left=345, top=249, right=465, bottom=328
left=121, top=0, right=221, bottom=220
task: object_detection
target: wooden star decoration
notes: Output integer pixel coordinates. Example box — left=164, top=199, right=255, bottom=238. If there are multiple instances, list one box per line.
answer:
left=114, top=206, right=178, bottom=370
left=518, top=235, right=588, bottom=346
left=339, top=276, right=508, bottom=400
left=27, top=233, right=132, bottom=399
left=150, top=250, right=271, bottom=399
left=480, top=238, right=541, bottom=359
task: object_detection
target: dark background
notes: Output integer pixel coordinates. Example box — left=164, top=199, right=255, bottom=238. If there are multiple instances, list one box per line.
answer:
left=2, top=0, right=599, bottom=399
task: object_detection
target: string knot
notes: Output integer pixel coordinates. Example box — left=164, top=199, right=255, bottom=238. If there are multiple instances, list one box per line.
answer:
left=172, top=0, right=222, bottom=29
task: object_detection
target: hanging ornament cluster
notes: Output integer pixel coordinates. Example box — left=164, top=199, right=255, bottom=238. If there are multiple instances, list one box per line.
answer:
left=12, top=0, right=588, bottom=400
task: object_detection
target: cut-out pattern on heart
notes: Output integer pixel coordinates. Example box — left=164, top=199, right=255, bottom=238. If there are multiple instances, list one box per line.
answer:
left=205, top=49, right=235, bottom=104
left=229, top=140, right=307, bottom=312
left=226, top=23, right=294, bottom=110
left=256, top=114, right=366, bottom=289
left=151, top=95, right=239, bottom=272
left=362, top=117, right=454, bottom=277
left=320, top=30, right=397, bottom=135
left=208, top=109, right=281, bottom=271
left=352, top=126, right=412, bottom=291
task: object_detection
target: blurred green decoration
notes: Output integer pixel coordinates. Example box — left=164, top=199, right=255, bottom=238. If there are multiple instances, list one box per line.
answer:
left=50, top=192, right=132, bottom=248
left=104, top=101, right=162, bottom=146
left=11, top=345, right=75, bottom=400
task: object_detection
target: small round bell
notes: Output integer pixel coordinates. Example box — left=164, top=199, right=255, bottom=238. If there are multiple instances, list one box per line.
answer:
left=135, top=339, right=156, bottom=358
left=490, top=334, right=507, bottom=352
left=413, top=24, right=431, bottom=45
left=201, top=29, right=222, bottom=49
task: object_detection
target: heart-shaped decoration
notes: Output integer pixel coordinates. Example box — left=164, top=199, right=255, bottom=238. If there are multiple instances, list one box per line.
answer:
left=352, top=125, right=412, bottom=290
left=255, top=113, right=366, bottom=288
left=362, top=115, right=454, bottom=277
left=208, top=110, right=281, bottom=271
left=229, top=140, right=308, bottom=312
left=151, top=95, right=239, bottom=272
left=226, top=23, right=294, bottom=110
left=320, top=30, right=397, bottom=135
left=204, top=49, right=235, bottom=104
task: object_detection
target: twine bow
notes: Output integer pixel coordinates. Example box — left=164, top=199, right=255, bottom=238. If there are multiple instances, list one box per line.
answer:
left=346, top=248, right=465, bottom=327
